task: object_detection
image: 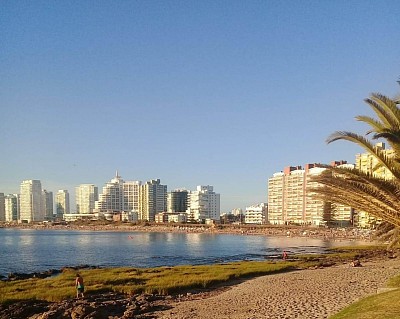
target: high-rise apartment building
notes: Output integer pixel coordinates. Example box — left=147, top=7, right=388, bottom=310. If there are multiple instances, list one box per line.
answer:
left=95, top=172, right=125, bottom=213
left=76, top=184, right=98, bottom=214
left=5, top=194, right=19, bottom=222
left=167, top=189, right=188, bottom=213
left=139, top=179, right=167, bottom=222
left=304, top=165, right=329, bottom=226
left=283, top=166, right=305, bottom=224
left=123, top=181, right=141, bottom=213
left=42, top=190, right=53, bottom=221
left=0, top=193, right=5, bottom=221
left=95, top=172, right=142, bottom=214
left=187, top=185, right=220, bottom=222
left=267, top=172, right=285, bottom=224
left=56, top=190, right=70, bottom=219
left=267, top=162, right=353, bottom=226
left=20, top=180, right=43, bottom=223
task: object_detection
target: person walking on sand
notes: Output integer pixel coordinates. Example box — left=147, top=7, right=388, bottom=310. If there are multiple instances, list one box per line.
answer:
left=75, top=273, right=85, bottom=299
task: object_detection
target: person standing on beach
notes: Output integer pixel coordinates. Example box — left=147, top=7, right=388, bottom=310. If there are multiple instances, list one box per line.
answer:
left=282, top=251, right=288, bottom=260
left=75, top=273, right=85, bottom=299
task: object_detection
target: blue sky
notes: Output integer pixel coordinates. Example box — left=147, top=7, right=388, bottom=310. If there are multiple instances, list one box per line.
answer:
left=1, top=1, right=399, bottom=212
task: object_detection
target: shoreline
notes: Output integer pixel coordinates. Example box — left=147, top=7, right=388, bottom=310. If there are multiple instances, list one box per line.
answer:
left=0, top=222, right=375, bottom=242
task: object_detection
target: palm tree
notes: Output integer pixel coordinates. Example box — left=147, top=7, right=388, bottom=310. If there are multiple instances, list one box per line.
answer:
left=311, top=89, right=400, bottom=246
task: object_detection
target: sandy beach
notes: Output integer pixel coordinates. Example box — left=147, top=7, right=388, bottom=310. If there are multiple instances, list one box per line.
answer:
left=152, top=258, right=400, bottom=319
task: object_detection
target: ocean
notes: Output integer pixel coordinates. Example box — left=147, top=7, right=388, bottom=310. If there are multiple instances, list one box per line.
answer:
left=0, top=228, right=360, bottom=276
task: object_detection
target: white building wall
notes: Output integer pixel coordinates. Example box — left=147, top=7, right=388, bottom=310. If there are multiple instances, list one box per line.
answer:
left=267, top=172, right=285, bottom=224
left=187, top=185, right=220, bottom=222
left=76, top=184, right=98, bottom=214
left=305, top=167, right=326, bottom=226
left=123, top=181, right=141, bottom=212
left=20, top=180, right=43, bottom=222
left=245, top=203, right=267, bottom=224
left=0, top=193, right=5, bottom=221
left=95, top=172, right=125, bottom=213
left=5, top=194, right=19, bottom=222
left=139, top=179, right=167, bottom=221
left=56, top=190, right=70, bottom=219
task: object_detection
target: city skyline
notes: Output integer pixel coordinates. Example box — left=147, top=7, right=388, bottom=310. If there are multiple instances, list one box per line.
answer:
left=1, top=1, right=399, bottom=212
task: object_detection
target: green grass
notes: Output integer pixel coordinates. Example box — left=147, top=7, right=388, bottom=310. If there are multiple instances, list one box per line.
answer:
left=387, top=273, right=400, bottom=288
left=329, top=289, right=400, bottom=319
left=326, top=246, right=400, bottom=319
left=0, top=261, right=297, bottom=303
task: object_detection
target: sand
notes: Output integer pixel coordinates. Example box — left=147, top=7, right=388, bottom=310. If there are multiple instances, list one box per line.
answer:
left=152, top=258, right=400, bottom=319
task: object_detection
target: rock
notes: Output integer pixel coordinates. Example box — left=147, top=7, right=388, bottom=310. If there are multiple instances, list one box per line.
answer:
left=0, top=292, right=166, bottom=319
left=70, top=304, right=94, bottom=319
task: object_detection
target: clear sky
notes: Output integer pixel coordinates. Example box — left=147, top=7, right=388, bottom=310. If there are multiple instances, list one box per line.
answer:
left=1, top=1, right=399, bottom=212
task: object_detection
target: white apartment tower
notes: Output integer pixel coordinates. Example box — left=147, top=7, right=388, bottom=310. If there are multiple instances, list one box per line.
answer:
left=124, top=180, right=141, bottom=213
left=139, top=179, right=167, bottom=222
left=56, top=190, right=70, bottom=219
left=95, top=172, right=125, bottom=213
left=5, top=194, right=19, bottom=222
left=76, top=184, right=98, bottom=214
left=187, top=185, right=220, bottom=222
left=0, top=193, right=5, bottom=221
left=20, top=180, right=43, bottom=223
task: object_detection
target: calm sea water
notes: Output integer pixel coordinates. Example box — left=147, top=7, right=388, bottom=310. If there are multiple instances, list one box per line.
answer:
left=0, top=228, right=361, bottom=276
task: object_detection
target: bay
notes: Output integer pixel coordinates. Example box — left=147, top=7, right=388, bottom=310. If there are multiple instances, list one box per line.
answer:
left=0, top=228, right=362, bottom=276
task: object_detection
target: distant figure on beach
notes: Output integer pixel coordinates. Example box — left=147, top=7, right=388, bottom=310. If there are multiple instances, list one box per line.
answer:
left=75, top=273, right=85, bottom=298
left=351, top=259, right=362, bottom=267
left=282, top=251, right=288, bottom=260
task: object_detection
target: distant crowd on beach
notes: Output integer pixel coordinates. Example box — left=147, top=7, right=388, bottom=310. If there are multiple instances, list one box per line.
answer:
left=1, top=222, right=375, bottom=241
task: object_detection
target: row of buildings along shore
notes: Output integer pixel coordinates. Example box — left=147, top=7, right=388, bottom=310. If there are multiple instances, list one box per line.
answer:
left=0, top=174, right=220, bottom=224
left=0, top=143, right=392, bottom=228
left=268, top=142, right=392, bottom=229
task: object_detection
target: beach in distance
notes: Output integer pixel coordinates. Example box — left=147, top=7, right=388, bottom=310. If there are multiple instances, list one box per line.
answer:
left=1, top=222, right=375, bottom=242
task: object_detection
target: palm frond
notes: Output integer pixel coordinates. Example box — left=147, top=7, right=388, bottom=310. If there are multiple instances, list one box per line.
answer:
left=364, top=93, right=400, bottom=128
left=310, top=166, right=400, bottom=227
left=326, top=131, right=400, bottom=179
left=355, top=115, right=386, bottom=134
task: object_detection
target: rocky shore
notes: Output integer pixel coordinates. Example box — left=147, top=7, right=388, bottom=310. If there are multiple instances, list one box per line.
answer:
left=0, top=292, right=169, bottom=319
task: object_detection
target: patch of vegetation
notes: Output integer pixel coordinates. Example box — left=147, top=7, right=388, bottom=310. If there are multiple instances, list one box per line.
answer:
left=1, top=246, right=395, bottom=309
left=329, top=289, right=400, bottom=319
left=0, top=261, right=297, bottom=303
left=387, top=273, right=400, bottom=288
